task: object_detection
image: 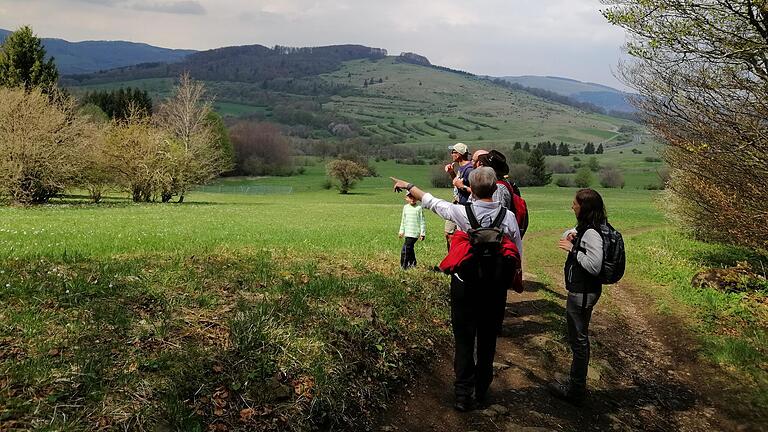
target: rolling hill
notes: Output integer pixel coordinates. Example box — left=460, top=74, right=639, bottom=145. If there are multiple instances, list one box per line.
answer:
left=498, top=75, right=636, bottom=113
left=0, top=28, right=195, bottom=74
left=67, top=53, right=644, bottom=152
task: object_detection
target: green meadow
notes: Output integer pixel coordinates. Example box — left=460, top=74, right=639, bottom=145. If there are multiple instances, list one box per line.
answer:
left=1, top=161, right=765, bottom=430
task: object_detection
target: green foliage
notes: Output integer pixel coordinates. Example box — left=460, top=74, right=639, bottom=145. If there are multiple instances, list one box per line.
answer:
left=0, top=26, right=58, bottom=91
left=326, top=159, right=368, bottom=194
left=587, top=156, right=600, bottom=172
left=574, top=167, right=593, bottom=188
left=80, top=87, right=153, bottom=119
left=206, top=111, right=234, bottom=169
left=526, top=149, right=552, bottom=186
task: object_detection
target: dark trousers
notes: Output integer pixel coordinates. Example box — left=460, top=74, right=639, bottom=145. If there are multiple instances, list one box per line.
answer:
left=450, top=273, right=507, bottom=399
left=565, top=291, right=601, bottom=393
left=400, top=237, right=417, bottom=269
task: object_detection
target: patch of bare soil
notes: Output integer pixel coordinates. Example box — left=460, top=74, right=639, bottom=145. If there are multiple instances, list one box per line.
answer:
left=376, top=241, right=767, bottom=432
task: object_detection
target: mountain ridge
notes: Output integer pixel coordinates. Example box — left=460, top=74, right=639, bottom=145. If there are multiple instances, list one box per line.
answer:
left=0, top=28, right=196, bottom=74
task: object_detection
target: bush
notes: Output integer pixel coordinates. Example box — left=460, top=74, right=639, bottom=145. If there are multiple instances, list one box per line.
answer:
left=587, top=156, right=600, bottom=172
left=556, top=176, right=575, bottom=187
left=0, top=88, right=91, bottom=204
left=448, top=133, right=457, bottom=139
left=599, top=166, right=625, bottom=188
left=644, top=156, right=662, bottom=162
left=508, top=164, right=535, bottom=187
left=430, top=165, right=453, bottom=188
left=230, top=121, right=295, bottom=176
left=548, top=160, right=576, bottom=174
left=574, top=167, right=593, bottom=188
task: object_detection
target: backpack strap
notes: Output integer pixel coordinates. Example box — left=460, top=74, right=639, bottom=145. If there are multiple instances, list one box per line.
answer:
left=491, top=207, right=507, bottom=229
left=465, top=204, right=480, bottom=229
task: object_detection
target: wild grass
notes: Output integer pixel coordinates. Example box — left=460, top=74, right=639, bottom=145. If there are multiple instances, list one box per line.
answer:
left=2, top=164, right=766, bottom=428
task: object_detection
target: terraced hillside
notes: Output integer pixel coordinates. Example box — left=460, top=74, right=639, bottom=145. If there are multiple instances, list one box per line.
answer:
left=320, top=58, right=639, bottom=150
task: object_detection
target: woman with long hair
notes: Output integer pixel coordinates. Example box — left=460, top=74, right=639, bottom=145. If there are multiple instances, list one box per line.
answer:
left=549, top=188, right=607, bottom=405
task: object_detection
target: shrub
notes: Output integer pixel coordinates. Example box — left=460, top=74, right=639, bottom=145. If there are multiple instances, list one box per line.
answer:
left=548, top=160, right=576, bottom=174
left=448, top=133, right=457, bottom=139
left=587, top=156, right=600, bottom=172
left=508, top=164, right=535, bottom=187
left=644, top=156, right=662, bottom=162
left=556, top=176, right=575, bottom=187
left=230, top=121, right=294, bottom=177
left=430, top=165, right=453, bottom=188
left=599, top=166, right=625, bottom=188
left=0, top=87, right=91, bottom=204
left=574, top=167, right=593, bottom=188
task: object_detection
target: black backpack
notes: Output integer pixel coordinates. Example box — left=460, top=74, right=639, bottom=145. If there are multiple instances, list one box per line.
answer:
left=595, top=223, right=625, bottom=284
left=464, top=205, right=507, bottom=281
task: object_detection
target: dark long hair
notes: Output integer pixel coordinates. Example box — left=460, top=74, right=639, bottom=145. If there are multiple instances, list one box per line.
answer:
left=575, top=188, right=607, bottom=228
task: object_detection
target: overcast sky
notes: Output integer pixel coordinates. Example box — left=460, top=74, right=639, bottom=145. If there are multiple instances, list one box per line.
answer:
left=0, top=0, right=630, bottom=89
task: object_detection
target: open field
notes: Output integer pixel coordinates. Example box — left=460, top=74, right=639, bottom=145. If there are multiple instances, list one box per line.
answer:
left=2, top=162, right=765, bottom=430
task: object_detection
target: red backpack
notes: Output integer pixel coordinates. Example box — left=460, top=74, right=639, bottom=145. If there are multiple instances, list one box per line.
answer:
left=497, top=180, right=528, bottom=238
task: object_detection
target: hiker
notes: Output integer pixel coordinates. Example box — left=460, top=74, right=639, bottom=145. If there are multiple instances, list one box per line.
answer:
left=549, top=188, right=607, bottom=405
left=398, top=192, right=426, bottom=269
left=473, top=150, right=529, bottom=238
left=391, top=168, right=522, bottom=412
left=443, top=143, right=473, bottom=250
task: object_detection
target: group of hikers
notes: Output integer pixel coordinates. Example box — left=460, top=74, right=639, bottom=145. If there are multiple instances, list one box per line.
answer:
left=391, top=142, right=624, bottom=412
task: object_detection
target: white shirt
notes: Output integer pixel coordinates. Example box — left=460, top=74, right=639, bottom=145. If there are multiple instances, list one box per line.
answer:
left=422, top=193, right=523, bottom=257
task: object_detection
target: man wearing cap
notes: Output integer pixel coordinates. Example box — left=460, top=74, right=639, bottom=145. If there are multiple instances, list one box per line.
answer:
left=443, top=143, right=473, bottom=250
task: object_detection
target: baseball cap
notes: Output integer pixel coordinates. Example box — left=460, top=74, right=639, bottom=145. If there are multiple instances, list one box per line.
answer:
left=449, top=142, right=469, bottom=154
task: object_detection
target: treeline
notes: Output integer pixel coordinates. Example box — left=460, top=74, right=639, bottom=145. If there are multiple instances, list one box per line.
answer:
left=81, top=87, right=152, bottom=120
left=64, top=44, right=388, bottom=87
left=490, top=78, right=641, bottom=121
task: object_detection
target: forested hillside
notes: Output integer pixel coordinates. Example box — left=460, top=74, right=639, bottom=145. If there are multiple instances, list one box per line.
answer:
left=0, top=28, right=195, bottom=74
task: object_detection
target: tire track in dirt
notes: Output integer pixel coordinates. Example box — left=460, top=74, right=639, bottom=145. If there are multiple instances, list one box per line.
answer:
left=375, top=226, right=766, bottom=431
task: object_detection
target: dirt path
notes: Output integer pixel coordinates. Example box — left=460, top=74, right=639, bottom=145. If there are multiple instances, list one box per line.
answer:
left=376, top=228, right=767, bottom=432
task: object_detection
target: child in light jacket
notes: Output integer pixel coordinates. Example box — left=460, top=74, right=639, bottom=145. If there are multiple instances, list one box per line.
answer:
left=399, top=193, right=426, bottom=269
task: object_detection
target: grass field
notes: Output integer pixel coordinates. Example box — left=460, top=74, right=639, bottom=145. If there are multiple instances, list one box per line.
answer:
left=2, top=162, right=765, bottom=430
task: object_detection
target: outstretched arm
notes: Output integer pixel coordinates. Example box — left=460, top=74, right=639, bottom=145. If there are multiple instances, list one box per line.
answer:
left=391, top=177, right=426, bottom=201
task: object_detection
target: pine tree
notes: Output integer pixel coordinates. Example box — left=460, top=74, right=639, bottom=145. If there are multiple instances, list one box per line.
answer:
left=0, top=26, right=58, bottom=91
left=523, top=142, right=530, bottom=151
left=527, top=148, right=552, bottom=186
left=558, top=142, right=570, bottom=156
left=596, top=143, right=604, bottom=154
left=584, top=142, right=595, bottom=154
left=514, top=142, right=522, bottom=150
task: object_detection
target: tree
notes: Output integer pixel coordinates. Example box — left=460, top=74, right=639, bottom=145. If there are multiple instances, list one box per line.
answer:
left=584, top=142, right=595, bottom=154
left=596, top=143, right=604, bottom=154
left=587, top=156, right=600, bottom=172
left=326, top=159, right=368, bottom=194
left=526, top=149, right=552, bottom=186
left=155, top=73, right=231, bottom=202
left=0, top=26, right=58, bottom=91
left=558, top=142, right=570, bottom=156
left=103, top=111, right=170, bottom=203
left=230, top=121, right=294, bottom=176
left=81, top=87, right=152, bottom=120
left=574, top=167, right=593, bottom=188
left=604, top=0, right=768, bottom=251
left=206, top=111, right=234, bottom=171
left=0, top=87, right=90, bottom=203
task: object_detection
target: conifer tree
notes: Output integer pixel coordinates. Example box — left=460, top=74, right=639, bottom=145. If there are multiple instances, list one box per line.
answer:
left=526, top=148, right=552, bottom=186
left=0, top=26, right=58, bottom=91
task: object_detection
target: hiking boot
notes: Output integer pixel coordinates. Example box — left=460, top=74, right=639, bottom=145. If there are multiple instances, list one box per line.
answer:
left=453, top=396, right=473, bottom=412
left=547, top=381, right=585, bottom=406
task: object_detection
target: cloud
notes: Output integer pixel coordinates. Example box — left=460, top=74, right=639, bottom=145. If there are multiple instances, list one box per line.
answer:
left=69, top=0, right=205, bottom=15
left=130, top=1, right=205, bottom=15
